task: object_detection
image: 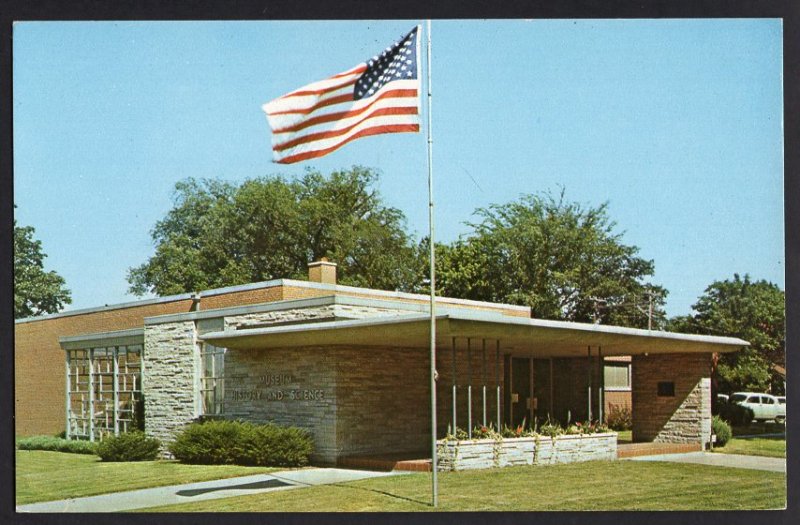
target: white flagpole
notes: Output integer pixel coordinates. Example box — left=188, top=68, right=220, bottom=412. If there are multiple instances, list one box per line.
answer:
left=425, top=19, right=438, bottom=508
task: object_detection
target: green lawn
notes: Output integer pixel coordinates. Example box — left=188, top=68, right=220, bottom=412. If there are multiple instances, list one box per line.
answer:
left=136, top=460, right=785, bottom=512
left=615, top=430, right=632, bottom=443
left=714, top=436, right=786, bottom=458
left=16, top=450, right=278, bottom=505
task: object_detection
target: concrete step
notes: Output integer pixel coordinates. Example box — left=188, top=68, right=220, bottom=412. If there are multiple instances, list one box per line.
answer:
left=617, top=442, right=702, bottom=458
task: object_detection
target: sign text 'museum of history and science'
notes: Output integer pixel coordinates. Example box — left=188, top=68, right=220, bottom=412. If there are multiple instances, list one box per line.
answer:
left=226, top=373, right=325, bottom=402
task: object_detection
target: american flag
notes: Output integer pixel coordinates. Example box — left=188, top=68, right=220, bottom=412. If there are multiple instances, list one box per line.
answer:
left=263, top=26, right=420, bottom=164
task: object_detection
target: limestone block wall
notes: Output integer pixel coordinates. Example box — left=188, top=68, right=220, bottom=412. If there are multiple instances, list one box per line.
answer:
left=143, top=321, right=198, bottom=451
left=223, top=345, right=431, bottom=463
left=437, top=433, right=617, bottom=471
left=631, top=353, right=712, bottom=445
left=223, top=346, right=338, bottom=463
left=224, top=304, right=407, bottom=330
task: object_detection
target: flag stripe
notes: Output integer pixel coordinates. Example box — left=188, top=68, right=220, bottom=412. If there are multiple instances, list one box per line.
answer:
left=266, top=65, right=367, bottom=105
left=274, top=106, right=418, bottom=151
left=273, top=88, right=418, bottom=134
left=265, top=79, right=418, bottom=132
left=273, top=114, right=419, bottom=163
left=276, top=124, right=420, bottom=164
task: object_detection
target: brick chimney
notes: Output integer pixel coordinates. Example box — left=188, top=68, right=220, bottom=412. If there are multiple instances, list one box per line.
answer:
left=308, top=257, right=337, bottom=285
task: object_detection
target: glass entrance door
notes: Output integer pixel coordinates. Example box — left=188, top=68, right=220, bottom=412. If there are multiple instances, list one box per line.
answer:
left=509, top=357, right=532, bottom=428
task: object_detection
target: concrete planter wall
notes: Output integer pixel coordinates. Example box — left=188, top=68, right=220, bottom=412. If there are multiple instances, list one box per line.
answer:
left=437, top=432, right=617, bottom=471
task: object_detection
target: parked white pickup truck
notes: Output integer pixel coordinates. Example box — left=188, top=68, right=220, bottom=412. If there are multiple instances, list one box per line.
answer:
left=730, top=392, right=786, bottom=423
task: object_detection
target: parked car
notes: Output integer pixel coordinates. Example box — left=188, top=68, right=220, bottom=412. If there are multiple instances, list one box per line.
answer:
left=716, top=393, right=729, bottom=404
left=730, top=392, right=786, bottom=423
left=777, top=396, right=786, bottom=405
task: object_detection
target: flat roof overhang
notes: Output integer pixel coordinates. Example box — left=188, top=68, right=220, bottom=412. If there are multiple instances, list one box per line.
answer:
left=201, top=313, right=748, bottom=358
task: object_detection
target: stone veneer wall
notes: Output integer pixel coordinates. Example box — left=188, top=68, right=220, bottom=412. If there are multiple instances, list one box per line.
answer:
left=335, top=346, right=430, bottom=457
left=224, top=346, right=338, bottom=463
left=143, top=321, right=198, bottom=452
left=224, top=304, right=407, bottom=330
left=223, top=345, right=430, bottom=464
left=437, top=433, right=617, bottom=471
left=631, top=353, right=712, bottom=445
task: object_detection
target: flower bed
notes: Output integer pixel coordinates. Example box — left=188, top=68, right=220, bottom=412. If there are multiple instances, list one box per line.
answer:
left=437, top=432, right=617, bottom=471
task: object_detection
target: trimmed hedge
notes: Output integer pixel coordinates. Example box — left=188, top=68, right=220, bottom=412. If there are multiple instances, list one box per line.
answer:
left=712, top=415, right=732, bottom=447
left=717, top=402, right=755, bottom=426
left=169, top=420, right=313, bottom=467
left=96, top=431, right=161, bottom=462
left=16, top=436, right=98, bottom=455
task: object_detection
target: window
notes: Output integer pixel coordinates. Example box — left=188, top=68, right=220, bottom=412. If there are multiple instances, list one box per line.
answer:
left=657, top=381, right=675, bottom=397
left=604, top=362, right=631, bottom=390
left=747, top=396, right=760, bottom=404
left=66, top=344, right=142, bottom=441
left=762, top=396, right=775, bottom=405
left=200, top=344, right=226, bottom=416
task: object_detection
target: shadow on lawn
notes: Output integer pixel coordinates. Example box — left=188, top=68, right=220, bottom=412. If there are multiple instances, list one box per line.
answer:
left=326, top=481, right=431, bottom=507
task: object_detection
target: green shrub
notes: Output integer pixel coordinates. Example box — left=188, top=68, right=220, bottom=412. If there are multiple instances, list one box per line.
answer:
left=712, top=415, right=732, bottom=447
left=240, top=424, right=314, bottom=467
left=169, top=420, right=313, bottom=467
left=16, top=435, right=98, bottom=455
left=96, top=431, right=161, bottom=462
left=717, top=403, right=754, bottom=426
left=605, top=404, right=633, bottom=431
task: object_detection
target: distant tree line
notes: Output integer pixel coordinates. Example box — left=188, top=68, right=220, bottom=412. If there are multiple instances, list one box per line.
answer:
left=13, top=167, right=784, bottom=394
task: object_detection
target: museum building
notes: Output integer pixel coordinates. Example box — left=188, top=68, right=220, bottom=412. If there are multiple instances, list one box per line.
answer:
left=15, top=260, right=747, bottom=464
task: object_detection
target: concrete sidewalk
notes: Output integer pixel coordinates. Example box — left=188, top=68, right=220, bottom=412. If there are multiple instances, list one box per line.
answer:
left=626, top=451, right=786, bottom=473
left=17, top=467, right=406, bottom=513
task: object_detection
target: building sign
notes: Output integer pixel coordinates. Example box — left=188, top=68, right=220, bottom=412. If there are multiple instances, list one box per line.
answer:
left=226, top=372, right=325, bottom=403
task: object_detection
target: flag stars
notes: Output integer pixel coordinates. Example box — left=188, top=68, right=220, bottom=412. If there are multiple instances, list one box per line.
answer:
left=353, top=27, right=418, bottom=100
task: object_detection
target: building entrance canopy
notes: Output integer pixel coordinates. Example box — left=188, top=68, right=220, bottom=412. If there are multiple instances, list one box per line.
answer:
left=201, top=311, right=747, bottom=357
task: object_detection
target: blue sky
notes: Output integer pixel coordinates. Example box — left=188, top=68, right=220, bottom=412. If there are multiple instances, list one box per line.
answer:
left=13, top=19, right=784, bottom=317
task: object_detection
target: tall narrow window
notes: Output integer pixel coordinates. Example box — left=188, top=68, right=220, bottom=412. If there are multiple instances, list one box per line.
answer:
left=200, top=344, right=226, bottom=416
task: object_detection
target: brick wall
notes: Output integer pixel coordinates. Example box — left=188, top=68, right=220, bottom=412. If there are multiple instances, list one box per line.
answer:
left=14, top=284, right=290, bottom=437
left=15, top=299, right=194, bottom=436
left=604, top=390, right=632, bottom=415
left=631, top=353, right=712, bottom=445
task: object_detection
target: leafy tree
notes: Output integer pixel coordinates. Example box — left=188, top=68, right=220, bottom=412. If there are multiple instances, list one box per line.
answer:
left=668, top=274, right=785, bottom=394
left=128, top=166, right=418, bottom=296
left=14, top=218, right=71, bottom=318
left=421, top=189, right=667, bottom=327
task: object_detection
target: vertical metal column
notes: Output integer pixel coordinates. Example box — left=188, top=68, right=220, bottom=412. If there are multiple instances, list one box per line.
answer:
left=587, top=346, right=593, bottom=422
left=598, top=346, right=604, bottom=425
left=88, top=348, right=95, bottom=442
left=495, top=340, right=501, bottom=430
left=113, top=347, right=120, bottom=435
left=467, top=338, right=472, bottom=438
left=452, top=337, right=457, bottom=432
left=481, top=339, right=487, bottom=427
left=65, top=351, right=71, bottom=440
left=529, top=358, right=534, bottom=426
left=549, top=357, right=554, bottom=418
